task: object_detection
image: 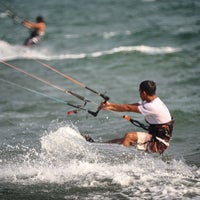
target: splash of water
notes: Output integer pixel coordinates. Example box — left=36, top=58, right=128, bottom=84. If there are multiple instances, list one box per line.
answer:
left=0, top=122, right=199, bottom=199
left=0, top=40, right=181, bottom=61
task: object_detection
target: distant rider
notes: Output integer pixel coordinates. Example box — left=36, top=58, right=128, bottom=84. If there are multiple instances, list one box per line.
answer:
left=22, top=16, right=46, bottom=47
left=100, top=80, right=174, bottom=154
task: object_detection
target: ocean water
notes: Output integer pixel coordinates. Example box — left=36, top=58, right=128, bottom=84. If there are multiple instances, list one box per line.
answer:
left=0, top=0, right=200, bottom=199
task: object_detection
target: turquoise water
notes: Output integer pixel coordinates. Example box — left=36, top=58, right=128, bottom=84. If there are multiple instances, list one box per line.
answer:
left=0, top=0, right=200, bottom=199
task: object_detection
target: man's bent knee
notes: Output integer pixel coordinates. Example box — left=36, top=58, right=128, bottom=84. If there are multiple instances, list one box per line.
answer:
left=122, top=132, right=138, bottom=146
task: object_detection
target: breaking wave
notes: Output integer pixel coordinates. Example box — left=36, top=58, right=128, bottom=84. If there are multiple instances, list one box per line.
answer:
left=0, top=40, right=181, bottom=61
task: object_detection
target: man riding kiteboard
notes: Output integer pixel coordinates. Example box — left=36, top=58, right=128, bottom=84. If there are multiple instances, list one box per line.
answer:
left=22, top=16, right=46, bottom=47
left=87, top=80, right=174, bottom=154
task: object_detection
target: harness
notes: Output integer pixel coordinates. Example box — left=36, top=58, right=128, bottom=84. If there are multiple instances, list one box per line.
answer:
left=124, top=115, right=174, bottom=154
left=28, top=30, right=43, bottom=45
left=30, top=30, right=40, bottom=37
left=146, top=119, right=174, bottom=154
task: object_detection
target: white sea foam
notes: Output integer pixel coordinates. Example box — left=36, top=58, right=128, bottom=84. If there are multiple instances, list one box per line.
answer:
left=0, top=124, right=199, bottom=199
left=40, top=126, right=89, bottom=160
left=64, top=34, right=80, bottom=39
left=90, top=45, right=180, bottom=58
left=0, top=12, right=8, bottom=18
left=99, top=30, right=132, bottom=39
left=102, top=30, right=132, bottom=39
left=0, top=40, right=181, bottom=61
left=64, top=30, right=132, bottom=40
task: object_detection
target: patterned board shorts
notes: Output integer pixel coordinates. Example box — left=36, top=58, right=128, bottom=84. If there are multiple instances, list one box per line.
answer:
left=136, top=132, right=152, bottom=151
left=137, top=132, right=170, bottom=153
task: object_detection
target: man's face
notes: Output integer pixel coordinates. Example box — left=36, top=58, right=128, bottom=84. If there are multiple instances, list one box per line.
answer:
left=139, top=89, right=146, bottom=101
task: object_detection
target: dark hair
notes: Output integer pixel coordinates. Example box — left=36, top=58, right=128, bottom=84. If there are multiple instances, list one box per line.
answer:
left=36, top=16, right=44, bottom=23
left=139, top=80, right=156, bottom=96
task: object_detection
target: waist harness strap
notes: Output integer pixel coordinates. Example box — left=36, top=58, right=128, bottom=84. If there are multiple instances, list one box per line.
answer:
left=147, top=118, right=174, bottom=154
left=148, top=118, right=174, bottom=140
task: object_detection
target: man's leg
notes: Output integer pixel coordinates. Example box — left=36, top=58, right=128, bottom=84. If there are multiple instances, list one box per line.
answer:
left=106, top=132, right=138, bottom=147
left=105, top=132, right=151, bottom=151
left=122, top=132, right=138, bottom=146
left=106, top=137, right=124, bottom=144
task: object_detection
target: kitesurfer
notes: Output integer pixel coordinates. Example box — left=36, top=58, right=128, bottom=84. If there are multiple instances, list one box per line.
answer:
left=22, top=16, right=46, bottom=46
left=100, top=80, right=174, bottom=154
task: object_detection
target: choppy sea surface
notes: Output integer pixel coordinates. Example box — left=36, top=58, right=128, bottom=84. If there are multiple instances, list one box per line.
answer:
left=0, top=0, right=200, bottom=199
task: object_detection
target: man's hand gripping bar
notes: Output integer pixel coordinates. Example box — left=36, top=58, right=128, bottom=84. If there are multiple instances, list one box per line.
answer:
left=87, top=94, right=109, bottom=117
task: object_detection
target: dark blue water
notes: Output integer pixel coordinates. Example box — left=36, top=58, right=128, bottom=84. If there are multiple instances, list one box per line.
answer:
left=0, top=0, right=200, bottom=199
